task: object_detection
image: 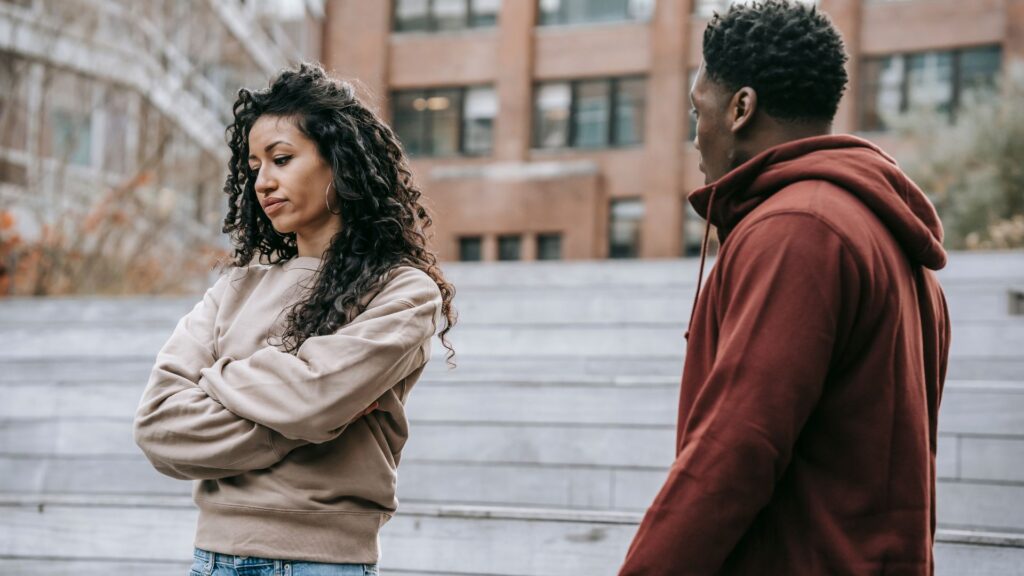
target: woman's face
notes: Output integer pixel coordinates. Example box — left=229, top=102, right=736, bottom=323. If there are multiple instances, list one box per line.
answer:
left=247, top=114, right=340, bottom=255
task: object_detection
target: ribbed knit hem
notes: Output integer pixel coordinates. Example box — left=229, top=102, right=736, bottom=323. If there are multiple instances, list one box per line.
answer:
left=193, top=498, right=388, bottom=564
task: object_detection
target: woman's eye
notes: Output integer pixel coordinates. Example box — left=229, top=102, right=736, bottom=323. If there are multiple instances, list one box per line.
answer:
left=273, top=155, right=292, bottom=166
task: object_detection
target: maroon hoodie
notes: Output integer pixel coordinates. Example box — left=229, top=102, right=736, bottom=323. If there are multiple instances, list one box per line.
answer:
left=620, top=135, right=951, bottom=575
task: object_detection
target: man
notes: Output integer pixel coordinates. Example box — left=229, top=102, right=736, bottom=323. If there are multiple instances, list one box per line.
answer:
left=619, top=1, right=950, bottom=574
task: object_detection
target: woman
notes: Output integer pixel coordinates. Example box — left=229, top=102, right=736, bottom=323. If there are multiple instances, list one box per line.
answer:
left=133, top=63, right=455, bottom=576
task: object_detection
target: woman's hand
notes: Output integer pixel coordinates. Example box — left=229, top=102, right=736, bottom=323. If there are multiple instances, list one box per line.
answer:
left=357, top=402, right=379, bottom=419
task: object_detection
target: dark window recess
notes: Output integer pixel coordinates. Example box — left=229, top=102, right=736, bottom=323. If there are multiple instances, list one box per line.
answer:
left=458, top=236, right=483, bottom=261
left=860, top=45, right=1002, bottom=132
left=682, top=202, right=719, bottom=258
left=392, top=86, right=496, bottom=157
left=0, top=157, right=27, bottom=186
left=536, top=233, right=563, bottom=260
left=498, top=234, right=522, bottom=261
left=533, top=76, right=646, bottom=149
left=1010, top=289, right=1024, bottom=316
left=609, top=198, right=644, bottom=259
left=394, top=0, right=500, bottom=32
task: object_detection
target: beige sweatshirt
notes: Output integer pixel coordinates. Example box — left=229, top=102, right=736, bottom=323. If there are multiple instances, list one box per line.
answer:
left=133, top=256, right=441, bottom=563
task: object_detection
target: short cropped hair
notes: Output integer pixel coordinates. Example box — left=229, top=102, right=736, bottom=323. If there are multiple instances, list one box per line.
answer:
left=702, top=0, right=849, bottom=122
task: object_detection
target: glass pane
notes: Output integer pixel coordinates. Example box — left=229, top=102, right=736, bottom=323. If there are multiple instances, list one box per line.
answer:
left=860, top=56, right=903, bottom=132
left=51, top=110, right=92, bottom=166
left=907, top=51, right=953, bottom=115
left=459, top=236, right=483, bottom=261
left=534, top=82, right=571, bottom=148
left=614, top=77, right=645, bottom=146
left=426, top=88, right=462, bottom=156
left=0, top=58, right=28, bottom=151
left=433, top=0, right=468, bottom=31
left=392, top=90, right=427, bottom=155
left=538, top=0, right=563, bottom=25
left=627, top=0, right=655, bottom=20
left=463, top=86, right=496, bottom=155
left=573, top=79, right=611, bottom=148
left=394, top=0, right=430, bottom=31
left=470, top=0, right=500, bottom=27
left=564, top=0, right=628, bottom=24
left=103, top=92, right=132, bottom=174
left=537, top=233, right=562, bottom=260
left=498, top=234, right=521, bottom=261
left=609, top=198, right=644, bottom=259
left=959, top=46, right=1001, bottom=94
left=695, top=0, right=815, bottom=18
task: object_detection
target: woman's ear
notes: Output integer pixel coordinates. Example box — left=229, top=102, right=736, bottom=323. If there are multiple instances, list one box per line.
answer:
left=729, top=87, right=758, bottom=134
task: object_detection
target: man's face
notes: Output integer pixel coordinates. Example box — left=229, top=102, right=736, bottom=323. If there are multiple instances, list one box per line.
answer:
left=690, top=63, right=734, bottom=185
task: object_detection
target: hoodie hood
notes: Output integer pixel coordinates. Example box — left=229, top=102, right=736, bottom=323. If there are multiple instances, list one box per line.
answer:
left=689, top=134, right=947, bottom=270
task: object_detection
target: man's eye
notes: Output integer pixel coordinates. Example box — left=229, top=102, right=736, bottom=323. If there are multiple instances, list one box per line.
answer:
left=273, top=155, right=292, bottom=166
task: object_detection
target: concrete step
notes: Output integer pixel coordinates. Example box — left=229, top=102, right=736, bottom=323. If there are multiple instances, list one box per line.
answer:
left=0, top=318, right=1021, bottom=361
left=2, top=379, right=1022, bottom=529
left=0, top=493, right=1021, bottom=576
left=1, top=281, right=1020, bottom=327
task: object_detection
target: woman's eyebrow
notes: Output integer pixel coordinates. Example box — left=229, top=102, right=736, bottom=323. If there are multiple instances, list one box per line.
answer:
left=249, top=140, right=292, bottom=160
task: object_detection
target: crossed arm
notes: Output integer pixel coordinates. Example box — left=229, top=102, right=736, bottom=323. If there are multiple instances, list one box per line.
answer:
left=133, top=268, right=440, bottom=480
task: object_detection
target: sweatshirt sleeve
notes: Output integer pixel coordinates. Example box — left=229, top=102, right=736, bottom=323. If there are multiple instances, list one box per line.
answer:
left=620, top=214, right=860, bottom=575
left=195, top=268, right=441, bottom=444
left=133, top=273, right=309, bottom=480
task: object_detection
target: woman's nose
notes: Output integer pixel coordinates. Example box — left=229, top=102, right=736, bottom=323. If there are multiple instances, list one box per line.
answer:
left=254, top=168, right=277, bottom=195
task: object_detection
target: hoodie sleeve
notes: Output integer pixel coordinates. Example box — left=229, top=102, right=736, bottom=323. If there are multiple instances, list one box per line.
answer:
left=133, top=274, right=309, bottom=480
left=195, top=268, right=441, bottom=444
left=620, top=213, right=860, bottom=575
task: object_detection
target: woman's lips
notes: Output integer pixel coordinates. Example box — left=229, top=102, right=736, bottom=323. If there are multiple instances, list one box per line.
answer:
left=264, top=198, right=288, bottom=215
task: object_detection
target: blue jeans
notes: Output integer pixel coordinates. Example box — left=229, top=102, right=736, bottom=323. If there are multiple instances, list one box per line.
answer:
left=189, top=547, right=379, bottom=576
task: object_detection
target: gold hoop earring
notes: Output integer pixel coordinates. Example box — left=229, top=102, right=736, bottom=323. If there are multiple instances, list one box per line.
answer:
left=325, top=181, right=341, bottom=215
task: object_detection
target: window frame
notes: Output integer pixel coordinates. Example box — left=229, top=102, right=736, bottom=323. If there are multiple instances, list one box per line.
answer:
left=537, top=0, right=653, bottom=26
left=391, top=85, right=495, bottom=157
left=393, top=0, right=500, bottom=33
left=858, top=44, right=1002, bottom=132
left=533, top=75, right=646, bottom=150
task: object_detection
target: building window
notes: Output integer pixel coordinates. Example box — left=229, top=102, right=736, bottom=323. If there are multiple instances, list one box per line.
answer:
left=392, top=86, right=496, bottom=156
left=537, top=233, right=563, bottom=260
left=683, top=202, right=719, bottom=257
left=609, top=198, right=644, bottom=258
left=860, top=46, right=1002, bottom=132
left=394, top=0, right=500, bottom=32
left=498, top=234, right=522, bottom=261
left=459, top=236, right=483, bottom=261
left=693, top=0, right=816, bottom=18
left=533, top=77, right=646, bottom=149
left=49, top=110, right=92, bottom=167
left=534, top=83, right=572, bottom=148
left=538, top=0, right=654, bottom=26
left=0, top=57, right=27, bottom=152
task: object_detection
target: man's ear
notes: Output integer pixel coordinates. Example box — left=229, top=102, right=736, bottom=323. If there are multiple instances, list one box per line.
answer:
left=728, top=87, right=757, bottom=134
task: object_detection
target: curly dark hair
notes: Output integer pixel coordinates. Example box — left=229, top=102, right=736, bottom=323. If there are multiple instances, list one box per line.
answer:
left=222, top=62, right=456, bottom=363
left=703, top=0, right=848, bottom=122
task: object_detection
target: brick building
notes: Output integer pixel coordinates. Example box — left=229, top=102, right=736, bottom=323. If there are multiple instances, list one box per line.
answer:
left=321, top=0, right=1021, bottom=262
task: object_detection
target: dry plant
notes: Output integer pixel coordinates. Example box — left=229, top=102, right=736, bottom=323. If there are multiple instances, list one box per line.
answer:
left=892, top=76, right=1024, bottom=250
left=0, top=0, right=231, bottom=296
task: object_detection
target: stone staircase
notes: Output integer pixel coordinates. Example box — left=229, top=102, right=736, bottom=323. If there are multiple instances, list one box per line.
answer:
left=1, top=252, right=1023, bottom=575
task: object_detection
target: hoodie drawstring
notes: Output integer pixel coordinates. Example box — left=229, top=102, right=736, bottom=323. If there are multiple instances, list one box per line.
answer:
left=685, top=186, right=716, bottom=341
